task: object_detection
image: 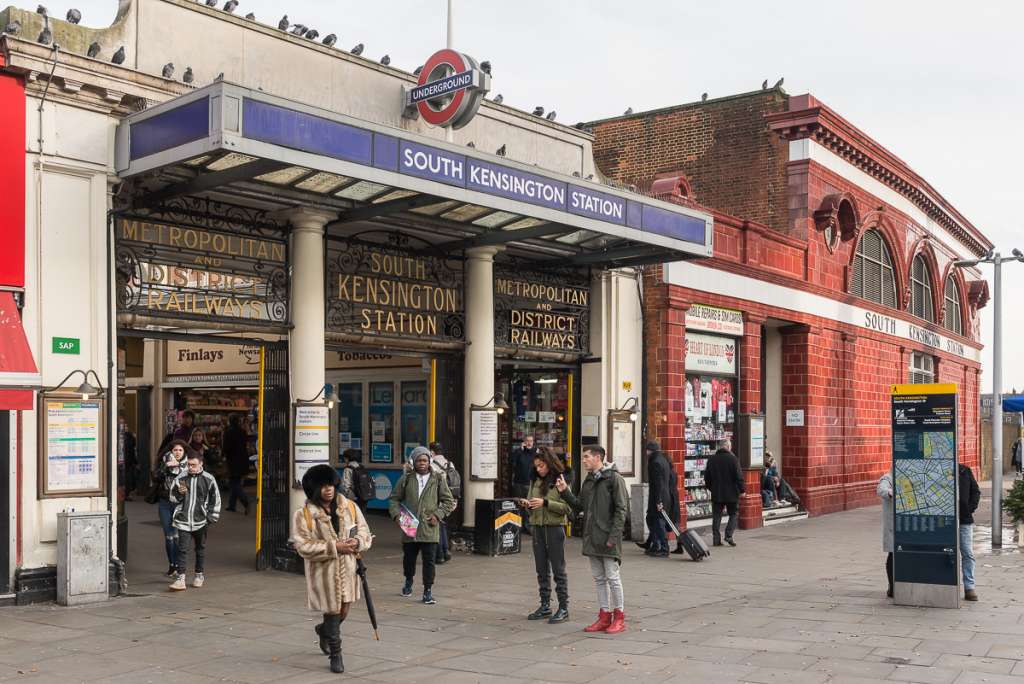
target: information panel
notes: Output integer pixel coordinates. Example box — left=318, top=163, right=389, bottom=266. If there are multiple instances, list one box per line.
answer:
left=293, top=404, right=331, bottom=487
left=470, top=408, right=499, bottom=480
left=39, top=393, right=107, bottom=498
left=891, top=383, right=959, bottom=608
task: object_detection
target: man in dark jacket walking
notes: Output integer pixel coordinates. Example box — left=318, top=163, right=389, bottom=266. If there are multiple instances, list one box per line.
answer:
left=644, top=442, right=672, bottom=557
left=958, top=462, right=981, bottom=601
left=703, top=438, right=744, bottom=547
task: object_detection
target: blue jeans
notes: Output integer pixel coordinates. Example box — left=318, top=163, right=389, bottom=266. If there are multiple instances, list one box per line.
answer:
left=158, top=499, right=179, bottom=567
left=959, top=523, right=975, bottom=590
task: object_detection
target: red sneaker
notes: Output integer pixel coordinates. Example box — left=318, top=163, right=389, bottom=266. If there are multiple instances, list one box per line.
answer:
left=605, top=609, right=626, bottom=634
left=583, top=609, right=612, bottom=633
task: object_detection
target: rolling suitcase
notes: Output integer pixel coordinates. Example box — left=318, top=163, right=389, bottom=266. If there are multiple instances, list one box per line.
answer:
left=661, top=509, right=710, bottom=561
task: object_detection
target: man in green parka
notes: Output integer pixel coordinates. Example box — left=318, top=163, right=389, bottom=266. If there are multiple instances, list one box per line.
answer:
left=555, top=444, right=629, bottom=634
left=389, top=446, right=456, bottom=605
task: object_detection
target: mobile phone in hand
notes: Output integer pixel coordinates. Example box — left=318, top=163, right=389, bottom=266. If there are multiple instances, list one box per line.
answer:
left=347, top=524, right=358, bottom=539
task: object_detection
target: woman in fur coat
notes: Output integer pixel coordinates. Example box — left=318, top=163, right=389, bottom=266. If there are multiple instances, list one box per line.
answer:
left=291, top=464, right=373, bottom=674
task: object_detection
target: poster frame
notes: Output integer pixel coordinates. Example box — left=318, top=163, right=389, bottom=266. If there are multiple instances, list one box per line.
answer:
left=470, top=406, right=499, bottom=481
left=38, top=391, right=108, bottom=499
left=606, top=409, right=636, bottom=477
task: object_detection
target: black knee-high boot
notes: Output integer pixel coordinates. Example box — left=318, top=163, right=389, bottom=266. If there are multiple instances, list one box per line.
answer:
left=324, top=613, right=344, bottom=673
left=314, top=619, right=329, bottom=656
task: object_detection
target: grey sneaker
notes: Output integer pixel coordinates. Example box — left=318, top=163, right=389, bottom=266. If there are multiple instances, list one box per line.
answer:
left=192, top=573, right=205, bottom=588
left=169, top=574, right=186, bottom=591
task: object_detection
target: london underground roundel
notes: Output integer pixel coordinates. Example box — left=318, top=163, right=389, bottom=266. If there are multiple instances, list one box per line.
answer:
left=404, top=49, right=491, bottom=130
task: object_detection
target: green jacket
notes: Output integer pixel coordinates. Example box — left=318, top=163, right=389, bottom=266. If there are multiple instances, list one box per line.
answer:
left=526, top=477, right=572, bottom=527
left=562, top=464, right=629, bottom=559
left=388, top=469, right=456, bottom=544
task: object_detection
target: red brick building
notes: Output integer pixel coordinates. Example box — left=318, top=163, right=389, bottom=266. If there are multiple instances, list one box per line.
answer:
left=588, top=90, right=991, bottom=528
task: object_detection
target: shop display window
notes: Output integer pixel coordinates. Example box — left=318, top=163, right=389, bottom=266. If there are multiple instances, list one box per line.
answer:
left=400, top=380, right=428, bottom=460
left=368, top=382, right=395, bottom=464
left=337, top=382, right=363, bottom=455
left=684, top=374, right=736, bottom=520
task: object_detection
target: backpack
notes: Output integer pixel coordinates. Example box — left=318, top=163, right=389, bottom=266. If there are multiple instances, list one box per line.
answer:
left=350, top=466, right=375, bottom=503
left=443, top=462, right=462, bottom=500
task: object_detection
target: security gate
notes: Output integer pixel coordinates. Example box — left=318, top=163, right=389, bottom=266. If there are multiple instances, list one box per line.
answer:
left=257, top=342, right=291, bottom=571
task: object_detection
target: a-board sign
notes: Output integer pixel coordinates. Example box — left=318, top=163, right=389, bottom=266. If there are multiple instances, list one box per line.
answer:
left=891, top=383, right=959, bottom=609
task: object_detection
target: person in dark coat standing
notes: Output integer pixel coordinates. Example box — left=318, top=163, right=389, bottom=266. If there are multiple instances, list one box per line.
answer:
left=958, top=463, right=981, bottom=601
left=510, top=434, right=537, bottom=534
left=644, top=442, right=672, bottom=557
left=703, top=438, right=744, bottom=547
left=223, top=414, right=250, bottom=514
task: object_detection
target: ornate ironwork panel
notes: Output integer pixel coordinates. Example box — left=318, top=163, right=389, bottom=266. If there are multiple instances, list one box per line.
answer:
left=325, top=234, right=465, bottom=343
left=114, top=206, right=289, bottom=329
left=257, top=343, right=296, bottom=572
left=494, top=264, right=590, bottom=354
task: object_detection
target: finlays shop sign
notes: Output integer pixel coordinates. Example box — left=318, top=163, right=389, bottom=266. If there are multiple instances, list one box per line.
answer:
left=685, top=332, right=736, bottom=374
left=686, top=304, right=743, bottom=336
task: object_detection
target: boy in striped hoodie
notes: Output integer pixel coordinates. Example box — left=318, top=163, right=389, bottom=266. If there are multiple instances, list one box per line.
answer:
left=169, top=452, right=221, bottom=591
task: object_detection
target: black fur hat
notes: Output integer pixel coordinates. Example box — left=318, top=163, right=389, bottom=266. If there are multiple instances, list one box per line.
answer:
left=302, top=464, right=340, bottom=502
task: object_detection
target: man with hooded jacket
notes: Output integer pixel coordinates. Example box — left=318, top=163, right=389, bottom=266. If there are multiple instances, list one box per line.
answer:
left=556, top=445, right=630, bottom=635
left=291, top=464, right=374, bottom=674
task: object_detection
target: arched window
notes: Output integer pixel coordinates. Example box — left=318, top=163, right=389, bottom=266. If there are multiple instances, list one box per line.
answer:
left=943, top=276, right=963, bottom=335
left=908, top=254, right=935, bottom=322
left=850, top=229, right=897, bottom=307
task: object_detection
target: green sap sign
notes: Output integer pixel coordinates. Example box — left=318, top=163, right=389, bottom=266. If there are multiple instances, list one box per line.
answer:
left=52, top=337, right=80, bottom=355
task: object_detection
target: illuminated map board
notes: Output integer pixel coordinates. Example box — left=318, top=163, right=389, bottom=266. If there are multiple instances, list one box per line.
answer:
left=891, top=383, right=959, bottom=607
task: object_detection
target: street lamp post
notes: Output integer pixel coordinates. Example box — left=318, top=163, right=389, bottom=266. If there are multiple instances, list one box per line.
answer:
left=954, top=248, right=1024, bottom=548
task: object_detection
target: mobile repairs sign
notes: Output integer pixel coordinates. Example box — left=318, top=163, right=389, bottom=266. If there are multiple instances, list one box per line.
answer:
left=891, top=383, right=959, bottom=607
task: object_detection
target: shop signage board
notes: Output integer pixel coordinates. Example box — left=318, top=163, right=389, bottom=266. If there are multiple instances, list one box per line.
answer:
left=470, top=407, right=499, bottom=480
left=165, top=340, right=261, bottom=375
left=891, top=383, right=959, bottom=609
left=114, top=216, right=288, bottom=328
left=685, top=332, right=737, bottom=374
left=52, top=337, right=80, bottom=355
left=326, top=238, right=465, bottom=343
left=39, top=393, right=107, bottom=498
left=494, top=267, right=590, bottom=353
left=686, top=304, right=744, bottom=336
left=293, top=403, right=331, bottom=487
left=403, top=49, right=491, bottom=129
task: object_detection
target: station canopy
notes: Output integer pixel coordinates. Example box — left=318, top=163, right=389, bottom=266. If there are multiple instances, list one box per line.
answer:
left=115, top=82, right=713, bottom=268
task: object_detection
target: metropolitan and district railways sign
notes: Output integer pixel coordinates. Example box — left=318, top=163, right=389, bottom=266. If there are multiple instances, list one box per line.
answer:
left=114, top=217, right=288, bottom=325
left=326, top=240, right=465, bottom=342
left=494, top=269, right=589, bottom=353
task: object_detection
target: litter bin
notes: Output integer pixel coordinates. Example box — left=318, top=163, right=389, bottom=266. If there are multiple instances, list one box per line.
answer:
left=473, top=498, right=522, bottom=556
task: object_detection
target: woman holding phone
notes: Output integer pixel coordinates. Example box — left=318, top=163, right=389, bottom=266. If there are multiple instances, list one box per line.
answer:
left=521, top=446, right=572, bottom=624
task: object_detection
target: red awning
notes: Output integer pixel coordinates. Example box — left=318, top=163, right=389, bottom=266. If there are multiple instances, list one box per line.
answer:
left=0, top=292, right=39, bottom=410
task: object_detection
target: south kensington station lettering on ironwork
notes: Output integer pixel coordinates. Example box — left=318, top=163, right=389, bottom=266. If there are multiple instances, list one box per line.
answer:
left=327, top=242, right=463, bottom=341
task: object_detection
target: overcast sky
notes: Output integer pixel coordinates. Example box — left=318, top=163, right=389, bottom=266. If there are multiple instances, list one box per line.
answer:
left=52, top=0, right=1024, bottom=393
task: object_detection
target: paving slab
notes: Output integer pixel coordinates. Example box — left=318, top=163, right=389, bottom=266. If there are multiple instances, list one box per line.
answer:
left=3, top=493, right=1024, bottom=683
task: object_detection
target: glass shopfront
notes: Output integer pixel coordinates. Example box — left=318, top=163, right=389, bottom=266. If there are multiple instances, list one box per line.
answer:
left=684, top=328, right=740, bottom=521
left=496, top=368, right=576, bottom=496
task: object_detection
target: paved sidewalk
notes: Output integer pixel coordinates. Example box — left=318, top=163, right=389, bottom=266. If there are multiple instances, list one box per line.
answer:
left=1, top=487, right=1021, bottom=684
